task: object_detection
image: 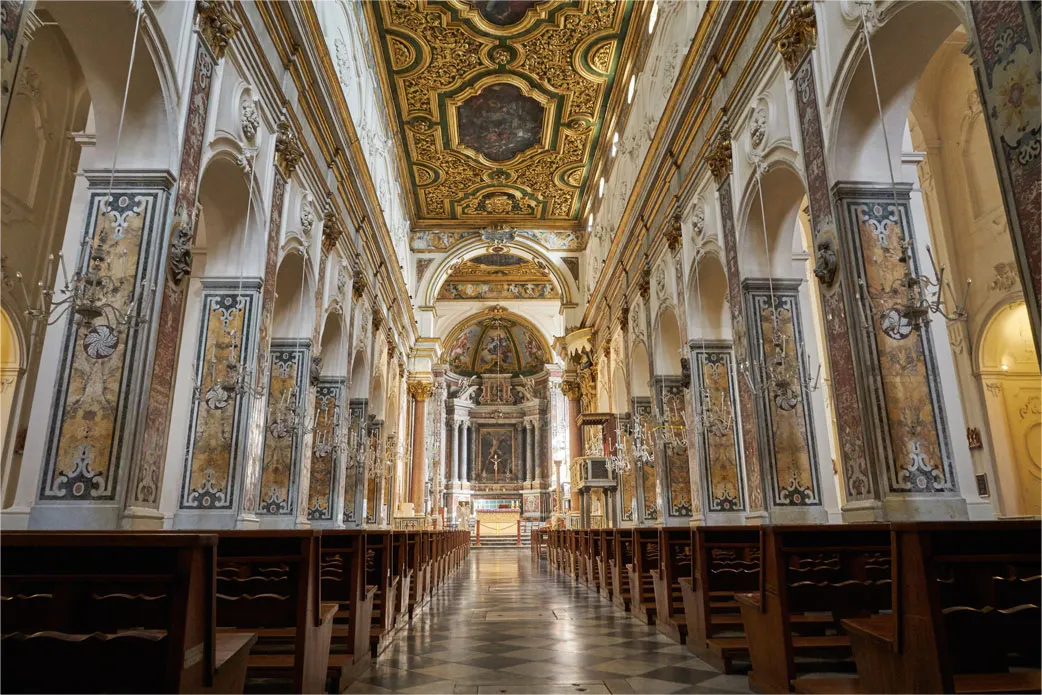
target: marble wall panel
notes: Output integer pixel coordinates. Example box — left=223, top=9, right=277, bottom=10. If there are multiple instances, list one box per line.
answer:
left=258, top=338, right=310, bottom=514
left=178, top=279, right=262, bottom=509
left=692, top=347, right=745, bottom=512
left=42, top=188, right=167, bottom=502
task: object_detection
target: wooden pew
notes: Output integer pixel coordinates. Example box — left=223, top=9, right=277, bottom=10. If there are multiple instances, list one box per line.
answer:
left=421, top=532, right=434, bottom=597
left=651, top=526, right=693, bottom=643
left=320, top=530, right=375, bottom=694
left=578, top=530, right=591, bottom=587
left=839, top=521, right=1041, bottom=695
left=215, top=530, right=336, bottom=694
left=681, top=526, right=761, bottom=673
left=627, top=528, right=660, bottom=624
left=612, top=528, right=635, bottom=612
left=589, top=530, right=604, bottom=593
left=735, top=524, right=892, bottom=693
left=405, top=532, right=426, bottom=618
left=391, top=532, right=411, bottom=631
left=363, top=530, right=398, bottom=657
left=1, top=532, right=255, bottom=694
left=598, top=530, right=615, bottom=602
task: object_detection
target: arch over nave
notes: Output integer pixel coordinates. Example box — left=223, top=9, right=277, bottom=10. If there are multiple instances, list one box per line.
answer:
left=0, top=0, right=1037, bottom=536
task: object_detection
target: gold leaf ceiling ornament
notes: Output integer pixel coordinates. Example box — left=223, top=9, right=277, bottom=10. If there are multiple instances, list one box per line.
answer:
left=365, top=0, right=638, bottom=230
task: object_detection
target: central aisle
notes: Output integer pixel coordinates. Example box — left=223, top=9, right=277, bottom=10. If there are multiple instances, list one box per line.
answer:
left=348, top=549, right=752, bottom=694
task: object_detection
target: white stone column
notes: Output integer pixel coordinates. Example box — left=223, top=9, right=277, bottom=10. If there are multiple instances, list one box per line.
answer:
left=461, top=422, right=469, bottom=484
left=452, top=420, right=460, bottom=485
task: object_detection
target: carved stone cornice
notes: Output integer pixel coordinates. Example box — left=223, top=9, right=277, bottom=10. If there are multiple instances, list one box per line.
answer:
left=774, top=1, right=817, bottom=74
left=408, top=380, right=434, bottom=401
left=274, top=119, right=304, bottom=176
left=196, top=1, right=240, bottom=60
left=372, top=311, right=383, bottom=333
left=706, top=126, right=733, bottom=183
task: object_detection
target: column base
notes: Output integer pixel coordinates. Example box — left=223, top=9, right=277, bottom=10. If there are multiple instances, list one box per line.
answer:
left=841, top=499, right=885, bottom=523
left=29, top=502, right=120, bottom=529
left=743, top=511, right=770, bottom=525
left=882, top=495, right=968, bottom=521
left=701, top=511, right=748, bottom=526
left=174, top=510, right=241, bottom=529
left=0, top=506, right=32, bottom=529
left=768, top=506, right=828, bottom=525
left=120, top=505, right=167, bottom=530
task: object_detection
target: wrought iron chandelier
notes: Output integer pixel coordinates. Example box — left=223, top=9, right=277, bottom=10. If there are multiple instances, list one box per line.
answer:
left=856, top=3, right=970, bottom=334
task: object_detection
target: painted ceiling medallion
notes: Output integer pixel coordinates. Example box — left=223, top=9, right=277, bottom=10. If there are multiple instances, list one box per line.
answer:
left=366, top=0, right=637, bottom=229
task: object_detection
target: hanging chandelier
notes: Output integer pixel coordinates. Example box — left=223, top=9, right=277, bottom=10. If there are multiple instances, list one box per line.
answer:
left=11, top=2, right=152, bottom=339
left=856, top=4, right=970, bottom=335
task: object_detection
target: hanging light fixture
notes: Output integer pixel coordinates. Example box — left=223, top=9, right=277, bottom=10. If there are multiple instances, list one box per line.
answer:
left=690, top=245, right=736, bottom=436
left=856, top=4, right=970, bottom=335
left=12, top=1, right=153, bottom=339
left=734, top=155, right=822, bottom=409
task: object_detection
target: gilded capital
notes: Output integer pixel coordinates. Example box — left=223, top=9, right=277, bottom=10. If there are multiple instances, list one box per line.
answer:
left=665, top=209, right=683, bottom=254
left=321, top=201, right=342, bottom=253
left=638, top=264, right=652, bottom=302
left=352, top=271, right=368, bottom=301
left=774, top=1, right=817, bottom=74
left=197, top=1, right=240, bottom=60
left=275, top=120, right=304, bottom=177
left=408, top=380, right=435, bottom=401
left=561, top=380, right=581, bottom=401
left=705, top=127, right=733, bottom=183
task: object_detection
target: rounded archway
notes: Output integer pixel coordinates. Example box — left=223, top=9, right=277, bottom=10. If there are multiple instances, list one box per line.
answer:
left=978, top=301, right=1040, bottom=517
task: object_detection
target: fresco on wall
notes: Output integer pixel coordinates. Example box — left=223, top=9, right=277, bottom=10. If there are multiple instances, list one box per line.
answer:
left=445, top=309, right=549, bottom=376
left=519, top=230, right=588, bottom=251
left=437, top=252, right=560, bottom=301
left=458, top=83, right=544, bottom=161
left=42, top=191, right=163, bottom=502
left=478, top=427, right=517, bottom=483
left=410, top=230, right=479, bottom=251
left=694, top=349, right=745, bottom=512
left=179, top=283, right=261, bottom=510
left=307, top=379, right=344, bottom=521
left=258, top=340, right=310, bottom=515
left=746, top=287, right=820, bottom=507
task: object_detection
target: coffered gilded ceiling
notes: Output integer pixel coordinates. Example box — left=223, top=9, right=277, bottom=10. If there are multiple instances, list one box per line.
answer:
left=365, top=0, right=639, bottom=230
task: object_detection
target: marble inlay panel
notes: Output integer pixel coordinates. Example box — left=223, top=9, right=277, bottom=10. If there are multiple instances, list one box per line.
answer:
left=307, top=378, right=344, bottom=520
left=692, top=347, right=745, bottom=512
left=745, top=283, right=821, bottom=507
left=258, top=338, right=310, bottom=514
left=179, top=279, right=262, bottom=509
left=42, top=190, right=165, bottom=501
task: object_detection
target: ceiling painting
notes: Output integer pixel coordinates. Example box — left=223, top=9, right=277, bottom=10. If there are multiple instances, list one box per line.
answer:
left=437, top=252, right=560, bottom=301
left=410, top=228, right=586, bottom=251
left=366, top=0, right=638, bottom=229
left=444, top=306, right=550, bottom=376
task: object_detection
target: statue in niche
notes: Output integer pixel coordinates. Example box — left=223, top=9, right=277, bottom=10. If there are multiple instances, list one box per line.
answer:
left=515, top=374, right=538, bottom=402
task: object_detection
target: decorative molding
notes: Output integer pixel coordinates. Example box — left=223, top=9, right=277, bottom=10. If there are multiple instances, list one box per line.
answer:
left=196, top=0, right=240, bottom=60
left=773, top=0, right=817, bottom=74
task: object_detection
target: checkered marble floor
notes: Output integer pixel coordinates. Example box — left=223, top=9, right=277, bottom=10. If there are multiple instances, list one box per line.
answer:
left=346, top=549, right=752, bottom=694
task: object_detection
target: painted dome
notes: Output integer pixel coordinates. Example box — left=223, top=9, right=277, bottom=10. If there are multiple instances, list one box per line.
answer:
left=445, top=308, right=549, bottom=377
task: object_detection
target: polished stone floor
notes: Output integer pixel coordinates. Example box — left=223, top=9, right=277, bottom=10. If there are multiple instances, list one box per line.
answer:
left=347, top=549, right=753, bottom=694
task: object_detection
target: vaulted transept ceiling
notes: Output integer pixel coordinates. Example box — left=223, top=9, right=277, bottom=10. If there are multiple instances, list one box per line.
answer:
left=364, top=0, right=641, bottom=231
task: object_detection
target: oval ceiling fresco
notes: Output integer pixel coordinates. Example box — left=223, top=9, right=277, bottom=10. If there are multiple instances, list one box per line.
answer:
left=445, top=308, right=550, bottom=376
